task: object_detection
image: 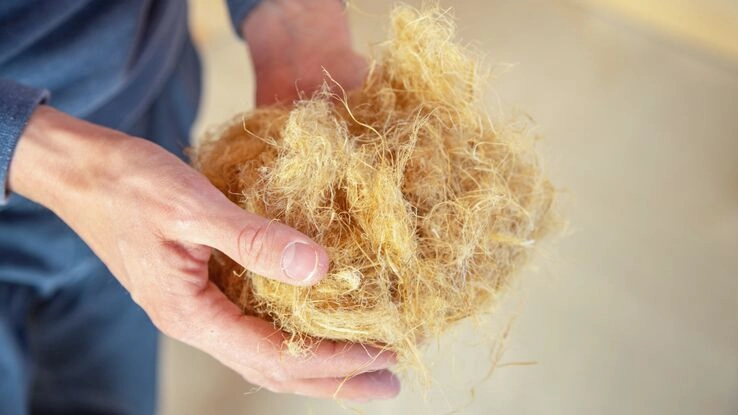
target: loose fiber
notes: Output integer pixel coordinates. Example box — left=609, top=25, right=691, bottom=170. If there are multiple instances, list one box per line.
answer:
left=192, top=4, right=556, bottom=372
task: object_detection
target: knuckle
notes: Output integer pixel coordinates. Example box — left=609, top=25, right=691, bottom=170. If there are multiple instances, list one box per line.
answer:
left=263, top=365, right=290, bottom=384
left=160, top=242, right=211, bottom=279
left=259, top=378, right=287, bottom=394
left=165, top=196, right=205, bottom=236
left=157, top=182, right=216, bottom=238
left=253, top=368, right=292, bottom=393
left=237, top=221, right=275, bottom=269
left=147, top=301, right=192, bottom=340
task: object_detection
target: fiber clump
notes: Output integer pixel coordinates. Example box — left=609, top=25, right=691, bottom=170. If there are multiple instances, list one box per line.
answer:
left=193, top=5, right=555, bottom=368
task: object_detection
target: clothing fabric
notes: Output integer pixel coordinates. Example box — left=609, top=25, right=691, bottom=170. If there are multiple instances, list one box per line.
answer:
left=0, top=263, right=158, bottom=415
left=0, top=81, right=48, bottom=201
left=0, top=0, right=260, bottom=413
left=227, top=0, right=262, bottom=37
left=0, top=0, right=260, bottom=200
left=0, top=34, right=201, bottom=415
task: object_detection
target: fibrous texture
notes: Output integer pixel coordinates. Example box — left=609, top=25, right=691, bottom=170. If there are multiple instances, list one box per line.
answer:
left=193, top=5, right=555, bottom=369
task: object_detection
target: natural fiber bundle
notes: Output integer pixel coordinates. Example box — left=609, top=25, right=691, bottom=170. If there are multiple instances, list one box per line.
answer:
left=193, top=5, right=555, bottom=368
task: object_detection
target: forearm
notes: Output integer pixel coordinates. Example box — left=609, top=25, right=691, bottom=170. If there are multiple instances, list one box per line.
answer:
left=242, top=0, right=352, bottom=72
left=239, top=0, right=363, bottom=104
left=8, top=106, right=128, bottom=216
left=4, top=13, right=397, bottom=397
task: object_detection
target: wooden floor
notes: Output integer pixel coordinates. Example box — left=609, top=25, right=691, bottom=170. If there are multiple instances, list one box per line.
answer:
left=160, top=1, right=738, bottom=414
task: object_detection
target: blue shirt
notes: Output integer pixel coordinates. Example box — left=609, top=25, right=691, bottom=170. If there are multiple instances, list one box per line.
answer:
left=0, top=0, right=260, bottom=199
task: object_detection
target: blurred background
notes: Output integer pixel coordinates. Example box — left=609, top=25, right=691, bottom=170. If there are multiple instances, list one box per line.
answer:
left=161, top=0, right=738, bottom=413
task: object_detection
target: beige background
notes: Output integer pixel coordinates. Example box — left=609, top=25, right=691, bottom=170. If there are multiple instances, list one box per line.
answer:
left=160, top=1, right=738, bottom=414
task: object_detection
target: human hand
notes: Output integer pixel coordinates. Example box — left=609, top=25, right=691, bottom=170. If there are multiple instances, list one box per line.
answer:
left=242, top=0, right=367, bottom=105
left=8, top=106, right=400, bottom=401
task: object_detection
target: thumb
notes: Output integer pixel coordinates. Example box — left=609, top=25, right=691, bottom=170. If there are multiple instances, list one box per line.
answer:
left=186, top=196, right=329, bottom=286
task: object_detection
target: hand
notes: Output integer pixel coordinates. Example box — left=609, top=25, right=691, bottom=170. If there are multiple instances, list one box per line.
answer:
left=243, top=0, right=367, bottom=105
left=8, top=106, right=400, bottom=401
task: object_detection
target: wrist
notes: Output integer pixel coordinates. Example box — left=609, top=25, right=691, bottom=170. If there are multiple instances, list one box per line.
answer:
left=8, top=106, right=131, bottom=213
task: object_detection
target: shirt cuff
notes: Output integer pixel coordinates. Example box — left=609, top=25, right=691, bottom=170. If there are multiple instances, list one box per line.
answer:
left=226, top=0, right=263, bottom=38
left=0, top=78, right=50, bottom=205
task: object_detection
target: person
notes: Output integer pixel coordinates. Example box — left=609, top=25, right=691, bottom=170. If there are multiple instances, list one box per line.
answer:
left=0, top=1, right=400, bottom=413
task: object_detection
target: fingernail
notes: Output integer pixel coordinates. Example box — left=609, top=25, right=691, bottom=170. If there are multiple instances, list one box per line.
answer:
left=365, top=370, right=401, bottom=395
left=281, top=241, right=319, bottom=282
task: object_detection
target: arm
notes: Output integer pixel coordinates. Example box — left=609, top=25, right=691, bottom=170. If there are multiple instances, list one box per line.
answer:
left=237, top=0, right=367, bottom=105
left=7, top=104, right=399, bottom=401
left=3, top=0, right=397, bottom=401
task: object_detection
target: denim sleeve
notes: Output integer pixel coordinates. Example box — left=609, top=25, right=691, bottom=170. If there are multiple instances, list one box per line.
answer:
left=0, top=78, right=49, bottom=204
left=225, top=0, right=263, bottom=38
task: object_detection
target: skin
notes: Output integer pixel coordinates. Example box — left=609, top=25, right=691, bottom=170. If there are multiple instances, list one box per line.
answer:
left=245, top=0, right=367, bottom=105
left=7, top=0, right=399, bottom=402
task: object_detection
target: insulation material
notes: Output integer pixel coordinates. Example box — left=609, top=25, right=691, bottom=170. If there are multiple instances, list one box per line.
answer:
left=193, top=5, right=556, bottom=369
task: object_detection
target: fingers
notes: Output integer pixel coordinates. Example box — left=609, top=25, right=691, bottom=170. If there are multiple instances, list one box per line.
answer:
left=216, top=313, right=396, bottom=380
left=170, top=283, right=399, bottom=401
left=273, top=337, right=397, bottom=380
left=185, top=193, right=329, bottom=286
left=286, top=370, right=401, bottom=401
